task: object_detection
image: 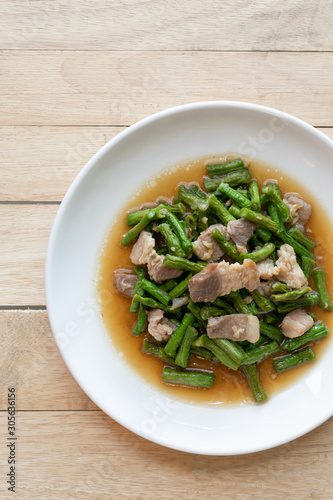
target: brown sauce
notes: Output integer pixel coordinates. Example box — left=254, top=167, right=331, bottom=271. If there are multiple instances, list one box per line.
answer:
left=97, top=154, right=333, bottom=406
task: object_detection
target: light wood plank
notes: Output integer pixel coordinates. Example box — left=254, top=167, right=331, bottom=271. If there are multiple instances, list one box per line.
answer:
left=0, top=126, right=126, bottom=201
left=0, top=310, right=97, bottom=410
left=1, top=51, right=333, bottom=126
left=0, top=411, right=332, bottom=498
left=0, top=205, right=58, bottom=305
left=1, top=0, right=332, bottom=51
left=0, top=126, right=332, bottom=202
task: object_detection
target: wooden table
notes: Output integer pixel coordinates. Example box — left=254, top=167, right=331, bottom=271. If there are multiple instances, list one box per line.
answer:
left=1, top=1, right=333, bottom=498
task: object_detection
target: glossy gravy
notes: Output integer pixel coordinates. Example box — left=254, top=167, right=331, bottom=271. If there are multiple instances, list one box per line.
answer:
left=98, top=155, right=333, bottom=405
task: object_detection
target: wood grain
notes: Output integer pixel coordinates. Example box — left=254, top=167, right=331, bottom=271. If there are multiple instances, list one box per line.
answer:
left=0, top=205, right=57, bottom=305
left=0, top=310, right=97, bottom=410
left=1, top=126, right=332, bottom=202
left=1, top=51, right=333, bottom=126
left=0, top=411, right=332, bottom=499
left=1, top=0, right=332, bottom=51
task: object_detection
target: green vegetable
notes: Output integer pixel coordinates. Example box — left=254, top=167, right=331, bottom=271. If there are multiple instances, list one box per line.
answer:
left=132, top=303, right=148, bottom=335
left=273, top=347, right=315, bottom=373
left=259, top=321, right=283, bottom=343
left=288, top=227, right=315, bottom=251
left=192, top=335, right=239, bottom=370
left=162, top=367, right=215, bottom=388
left=157, top=222, right=187, bottom=257
left=249, top=290, right=275, bottom=313
left=129, top=266, right=146, bottom=314
left=206, top=158, right=246, bottom=177
left=241, top=341, right=280, bottom=365
left=140, top=278, right=171, bottom=306
left=276, top=230, right=313, bottom=259
left=164, top=211, right=193, bottom=256
left=142, top=341, right=175, bottom=364
left=200, top=306, right=226, bottom=321
left=175, top=325, right=199, bottom=368
left=281, top=322, right=328, bottom=351
left=277, top=292, right=319, bottom=313
left=248, top=180, right=261, bottom=211
left=169, top=273, right=193, bottom=299
left=208, top=194, right=236, bottom=224
left=121, top=210, right=155, bottom=245
left=204, top=169, right=252, bottom=191
left=240, top=208, right=278, bottom=232
left=211, top=229, right=242, bottom=262
left=239, top=243, right=275, bottom=263
left=301, top=256, right=315, bottom=280
left=163, top=254, right=206, bottom=274
left=217, top=182, right=252, bottom=209
left=165, top=313, right=195, bottom=357
left=262, top=184, right=292, bottom=223
left=242, top=364, right=267, bottom=402
left=211, top=338, right=247, bottom=364
left=312, top=268, right=333, bottom=311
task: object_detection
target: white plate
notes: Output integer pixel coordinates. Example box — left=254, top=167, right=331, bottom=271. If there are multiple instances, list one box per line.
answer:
left=46, top=102, right=333, bottom=455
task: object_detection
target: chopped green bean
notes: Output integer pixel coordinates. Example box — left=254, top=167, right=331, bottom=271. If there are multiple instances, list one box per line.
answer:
left=268, top=202, right=285, bottom=232
left=178, top=185, right=208, bottom=210
left=312, top=268, right=333, bottom=311
left=217, top=182, right=252, bottom=208
left=250, top=290, right=275, bottom=313
left=200, top=306, right=227, bottom=321
left=248, top=180, right=261, bottom=211
left=162, top=366, right=215, bottom=388
left=240, top=208, right=278, bottom=232
left=208, top=194, right=236, bottom=224
left=139, top=278, right=171, bottom=306
left=276, top=230, right=313, bottom=259
left=259, top=321, right=283, bottom=343
left=277, top=292, right=319, bottom=313
left=132, top=303, right=148, bottom=335
left=211, top=229, right=242, bottom=262
left=255, top=227, right=272, bottom=243
left=192, top=335, right=239, bottom=370
left=158, top=279, right=178, bottom=292
left=132, top=294, right=171, bottom=312
left=242, top=341, right=280, bottom=365
left=273, top=347, right=315, bottom=373
left=211, top=338, right=247, bottom=364
left=157, top=222, right=187, bottom=257
left=239, top=243, right=275, bottom=263
left=127, top=204, right=185, bottom=226
left=129, top=266, right=146, bottom=314
left=262, top=184, right=292, bottom=223
left=190, top=346, right=215, bottom=361
left=142, top=341, right=175, bottom=364
left=226, top=290, right=252, bottom=314
left=281, top=322, right=328, bottom=351
left=121, top=210, right=155, bottom=245
left=187, top=300, right=207, bottom=327
left=288, top=227, right=315, bottom=251
left=211, top=298, right=237, bottom=314
left=228, top=203, right=242, bottom=218
left=204, top=169, right=252, bottom=191
left=175, top=325, right=199, bottom=368
left=242, top=364, right=267, bottom=402
left=206, top=158, right=246, bottom=177
left=163, top=211, right=193, bottom=256
left=270, top=282, right=289, bottom=293
left=271, top=286, right=312, bottom=303
left=164, top=313, right=195, bottom=357
left=301, top=256, right=315, bottom=280
left=163, top=254, right=206, bottom=274
left=169, top=273, right=193, bottom=299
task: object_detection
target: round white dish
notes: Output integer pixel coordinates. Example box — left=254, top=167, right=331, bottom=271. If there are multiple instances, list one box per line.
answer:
left=45, top=102, right=333, bottom=455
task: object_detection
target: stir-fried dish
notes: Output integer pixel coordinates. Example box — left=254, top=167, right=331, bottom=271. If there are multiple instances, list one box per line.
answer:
left=113, top=158, right=332, bottom=403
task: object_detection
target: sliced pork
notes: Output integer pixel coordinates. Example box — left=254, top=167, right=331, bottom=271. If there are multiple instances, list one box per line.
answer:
left=274, top=244, right=307, bottom=288
left=192, top=224, right=228, bottom=262
left=283, top=192, right=312, bottom=232
left=114, top=268, right=138, bottom=298
left=188, top=259, right=260, bottom=302
left=130, top=231, right=182, bottom=283
left=147, top=309, right=176, bottom=342
left=256, top=244, right=307, bottom=289
left=281, top=308, right=314, bottom=338
left=207, top=314, right=260, bottom=343
left=227, top=218, right=256, bottom=253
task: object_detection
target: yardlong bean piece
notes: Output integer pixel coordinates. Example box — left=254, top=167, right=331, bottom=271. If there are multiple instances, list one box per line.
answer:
left=175, top=325, right=199, bottom=368
left=242, top=364, right=267, bottom=402
left=140, top=278, right=171, bottom=306
left=157, top=222, right=187, bottom=258
left=301, top=256, right=315, bottom=280
left=162, top=366, right=215, bottom=388
left=288, top=227, right=315, bottom=251
left=206, top=158, right=246, bottom=177
left=200, top=306, right=227, bottom=321
left=242, top=341, right=280, bottom=365
left=240, top=208, right=278, bottom=232
left=169, top=273, right=193, bottom=299
left=268, top=202, right=285, bottom=232
left=313, top=268, right=333, bottom=311
left=130, top=266, right=146, bottom=314
left=226, top=290, right=252, bottom=314
left=239, top=243, right=275, bottom=263
left=132, top=303, right=148, bottom=335
left=273, top=347, right=315, bottom=373
left=281, top=322, right=328, bottom=351
left=204, top=169, right=252, bottom=191
left=277, top=292, right=319, bottom=313
left=164, top=211, right=193, bottom=256
left=165, top=313, right=195, bottom=357
left=276, top=231, right=313, bottom=259
left=132, top=294, right=171, bottom=312
left=143, top=341, right=175, bottom=364
left=211, top=338, right=247, bottom=364
left=192, top=335, right=239, bottom=370
left=262, top=184, right=292, bottom=223
left=250, top=290, right=275, bottom=313
left=248, top=180, right=261, bottom=211
left=208, top=194, right=236, bottom=224
left=271, top=286, right=312, bottom=303
left=158, top=279, right=178, bottom=292
left=212, top=298, right=237, bottom=315
left=217, top=182, right=252, bottom=209
left=259, top=321, right=283, bottom=343
left=178, top=185, right=208, bottom=211
left=163, top=255, right=207, bottom=274
left=121, top=210, right=155, bottom=245
left=212, top=229, right=242, bottom=262
left=127, top=204, right=185, bottom=226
